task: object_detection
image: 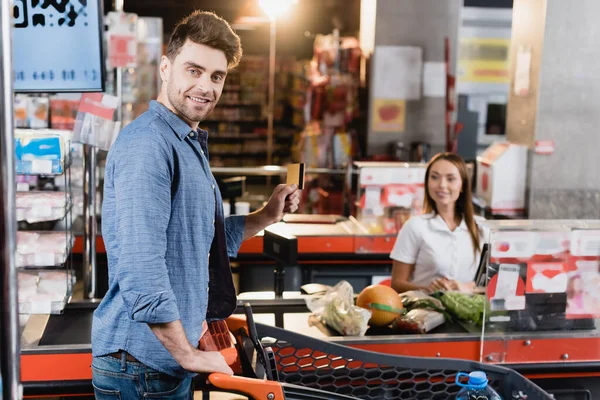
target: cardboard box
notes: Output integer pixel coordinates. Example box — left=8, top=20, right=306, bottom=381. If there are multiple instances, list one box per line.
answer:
left=476, top=142, right=528, bottom=214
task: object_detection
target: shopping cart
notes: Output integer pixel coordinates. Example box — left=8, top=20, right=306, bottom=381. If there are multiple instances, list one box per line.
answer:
left=197, top=304, right=552, bottom=400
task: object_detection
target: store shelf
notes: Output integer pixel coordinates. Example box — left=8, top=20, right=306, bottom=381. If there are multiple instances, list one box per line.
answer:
left=16, top=160, right=63, bottom=176
left=18, top=269, right=74, bottom=315
left=16, top=191, right=72, bottom=224
left=16, top=232, right=74, bottom=269
left=18, top=294, right=71, bottom=315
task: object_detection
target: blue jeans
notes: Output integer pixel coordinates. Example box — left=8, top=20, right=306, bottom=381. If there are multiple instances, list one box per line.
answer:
left=92, top=353, right=193, bottom=399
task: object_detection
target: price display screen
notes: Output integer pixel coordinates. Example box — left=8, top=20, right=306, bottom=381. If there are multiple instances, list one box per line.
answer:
left=12, top=0, right=105, bottom=93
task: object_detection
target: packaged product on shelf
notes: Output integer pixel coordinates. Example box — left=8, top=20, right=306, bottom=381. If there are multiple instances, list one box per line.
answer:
left=18, top=285, right=39, bottom=304
left=14, top=129, right=66, bottom=175
left=18, top=271, right=39, bottom=301
left=14, top=94, right=29, bottom=128
left=17, top=272, right=50, bottom=315
left=18, top=270, right=71, bottom=315
left=38, top=270, right=70, bottom=297
left=27, top=97, right=50, bottom=128
left=49, top=95, right=81, bottom=130
left=72, top=93, right=119, bottom=150
left=16, top=191, right=70, bottom=223
left=16, top=231, right=72, bottom=268
left=15, top=175, right=38, bottom=192
left=19, top=292, right=67, bottom=315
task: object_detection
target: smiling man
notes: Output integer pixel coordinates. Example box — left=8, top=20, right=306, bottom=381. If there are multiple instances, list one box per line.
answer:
left=91, top=11, right=300, bottom=400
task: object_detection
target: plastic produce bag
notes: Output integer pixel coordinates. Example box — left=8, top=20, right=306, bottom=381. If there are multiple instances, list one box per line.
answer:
left=400, top=290, right=445, bottom=311
left=306, top=281, right=371, bottom=336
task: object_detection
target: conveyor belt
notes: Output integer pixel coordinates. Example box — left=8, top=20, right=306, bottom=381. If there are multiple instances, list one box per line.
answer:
left=38, top=309, right=93, bottom=346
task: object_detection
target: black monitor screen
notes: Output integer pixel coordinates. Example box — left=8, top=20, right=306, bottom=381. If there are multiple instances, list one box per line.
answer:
left=12, top=0, right=105, bottom=93
left=485, top=103, right=506, bottom=135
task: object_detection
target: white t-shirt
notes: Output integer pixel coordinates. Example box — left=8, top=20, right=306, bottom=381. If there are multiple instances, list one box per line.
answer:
left=390, top=213, right=485, bottom=287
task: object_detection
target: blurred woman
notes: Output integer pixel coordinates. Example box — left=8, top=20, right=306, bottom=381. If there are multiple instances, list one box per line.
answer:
left=390, top=153, right=484, bottom=294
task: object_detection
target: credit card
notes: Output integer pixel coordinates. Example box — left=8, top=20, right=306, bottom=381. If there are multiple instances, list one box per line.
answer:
left=286, top=163, right=305, bottom=189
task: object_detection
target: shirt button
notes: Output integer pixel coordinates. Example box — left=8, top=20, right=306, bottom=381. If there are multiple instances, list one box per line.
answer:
left=200, top=149, right=204, bottom=155
left=212, top=219, right=215, bottom=225
left=212, top=184, right=215, bottom=190
left=208, top=252, right=211, bottom=258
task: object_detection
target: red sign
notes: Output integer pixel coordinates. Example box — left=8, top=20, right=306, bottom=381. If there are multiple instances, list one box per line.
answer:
left=78, top=93, right=117, bottom=120
left=535, top=140, right=555, bottom=155
left=526, top=262, right=567, bottom=294
left=109, top=34, right=136, bottom=68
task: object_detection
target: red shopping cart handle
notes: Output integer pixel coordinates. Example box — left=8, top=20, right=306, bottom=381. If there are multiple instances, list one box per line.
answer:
left=208, top=373, right=285, bottom=400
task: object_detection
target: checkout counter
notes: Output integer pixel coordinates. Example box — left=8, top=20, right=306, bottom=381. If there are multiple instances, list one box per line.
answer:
left=19, top=216, right=600, bottom=399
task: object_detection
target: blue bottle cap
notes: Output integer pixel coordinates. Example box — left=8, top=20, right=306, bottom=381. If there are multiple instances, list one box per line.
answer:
left=468, top=371, right=488, bottom=386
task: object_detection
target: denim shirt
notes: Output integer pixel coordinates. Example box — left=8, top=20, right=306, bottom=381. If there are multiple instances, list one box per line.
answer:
left=92, top=100, right=245, bottom=378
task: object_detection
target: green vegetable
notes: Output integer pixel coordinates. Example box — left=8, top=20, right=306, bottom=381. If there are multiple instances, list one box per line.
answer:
left=437, top=292, right=486, bottom=326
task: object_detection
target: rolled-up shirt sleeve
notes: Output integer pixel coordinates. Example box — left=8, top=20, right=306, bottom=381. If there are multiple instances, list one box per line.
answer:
left=224, top=215, right=245, bottom=257
left=111, top=130, right=180, bottom=324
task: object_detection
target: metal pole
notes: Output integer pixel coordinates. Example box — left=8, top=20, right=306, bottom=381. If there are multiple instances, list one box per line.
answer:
left=115, top=0, right=124, bottom=147
left=116, top=69, right=124, bottom=122
left=0, top=0, right=22, bottom=397
left=84, top=0, right=125, bottom=299
left=115, top=0, right=124, bottom=123
left=83, top=145, right=98, bottom=299
left=266, top=17, right=276, bottom=167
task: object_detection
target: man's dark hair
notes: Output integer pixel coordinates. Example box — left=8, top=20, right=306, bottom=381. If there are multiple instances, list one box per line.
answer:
left=166, top=11, right=243, bottom=69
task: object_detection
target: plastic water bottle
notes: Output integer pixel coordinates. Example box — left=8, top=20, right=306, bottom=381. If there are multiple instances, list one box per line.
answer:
left=455, top=371, right=503, bottom=400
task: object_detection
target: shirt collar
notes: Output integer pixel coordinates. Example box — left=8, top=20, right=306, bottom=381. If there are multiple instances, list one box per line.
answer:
left=149, top=100, right=209, bottom=141
left=429, top=213, right=468, bottom=232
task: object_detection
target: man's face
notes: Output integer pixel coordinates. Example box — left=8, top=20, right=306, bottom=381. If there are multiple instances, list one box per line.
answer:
left=160, top=40, right=228, bottom=126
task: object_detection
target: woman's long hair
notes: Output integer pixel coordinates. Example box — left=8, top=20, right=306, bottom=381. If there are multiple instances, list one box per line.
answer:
left=423, top=153, right=480, bottom=256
